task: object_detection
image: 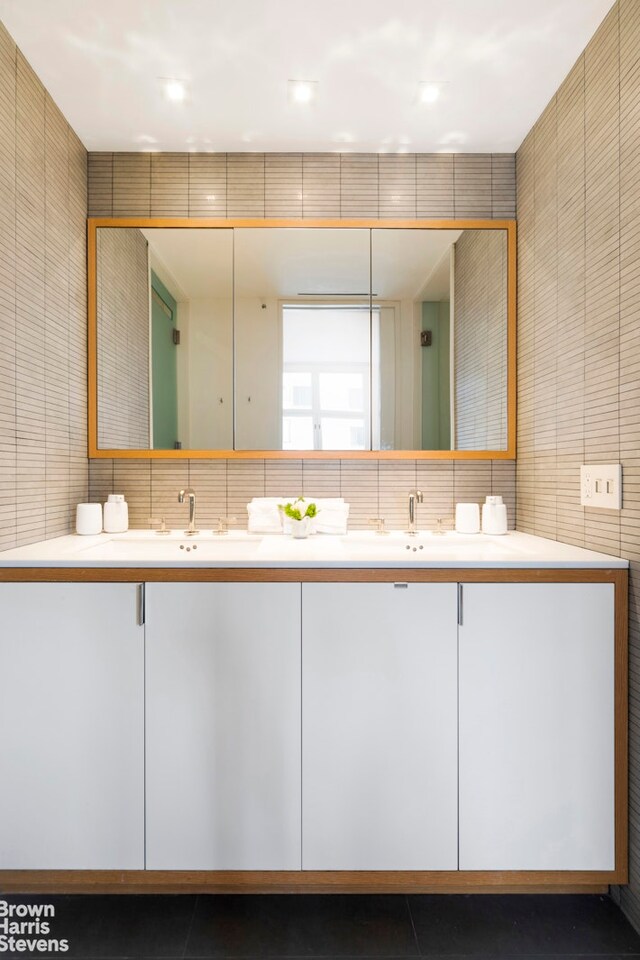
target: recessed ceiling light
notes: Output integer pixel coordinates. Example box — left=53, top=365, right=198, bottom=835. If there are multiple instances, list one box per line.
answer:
left=419, top=81, right=446, bottom=105
left=161, top=78, right=188, bottom=103
left=288, top=80, right=318, bottom=104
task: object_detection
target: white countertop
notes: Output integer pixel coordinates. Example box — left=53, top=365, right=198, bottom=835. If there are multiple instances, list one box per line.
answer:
left=0, top=529, right=629, bottom=569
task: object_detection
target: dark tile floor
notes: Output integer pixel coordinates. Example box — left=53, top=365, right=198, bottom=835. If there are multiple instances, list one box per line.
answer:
left=0, top=894, right=639, bottom=959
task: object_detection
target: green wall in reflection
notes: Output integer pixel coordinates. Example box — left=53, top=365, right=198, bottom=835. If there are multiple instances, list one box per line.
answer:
left=421, top=301, right=451, bottom=451
left=151, top=271, right=179, bottom=450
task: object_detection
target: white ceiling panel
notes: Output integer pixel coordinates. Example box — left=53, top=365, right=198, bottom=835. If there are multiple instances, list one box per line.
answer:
left=0, top=0, right=615, bottom=153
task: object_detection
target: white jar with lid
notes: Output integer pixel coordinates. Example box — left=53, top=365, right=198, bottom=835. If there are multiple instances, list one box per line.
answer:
left=103, top=494, right=129, bottom=533
left=482, top=495, right=508, bottom=535
left=76, top=503, right=102, bottom=535
left=455, top=502, right=480, bottom=534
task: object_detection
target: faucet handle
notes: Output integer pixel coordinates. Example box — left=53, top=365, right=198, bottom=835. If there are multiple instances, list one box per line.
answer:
left=213, top=516, right=237, bottom=535
left=367, top=516, right=387, bottom=535
left=148, top=516, right=170, bottom=535
left=433, top=516, right=454, bottom=536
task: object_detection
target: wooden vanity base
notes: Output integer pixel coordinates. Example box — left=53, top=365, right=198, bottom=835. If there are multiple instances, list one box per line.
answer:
left=0, top=870, right=610, bottom=895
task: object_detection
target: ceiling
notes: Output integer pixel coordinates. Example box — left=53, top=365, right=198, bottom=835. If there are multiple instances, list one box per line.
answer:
left=137, top=226, right=462, bottom=301
left=142, top=228, right=232, bottom=300
left=0, top=0, right=614, bottom=153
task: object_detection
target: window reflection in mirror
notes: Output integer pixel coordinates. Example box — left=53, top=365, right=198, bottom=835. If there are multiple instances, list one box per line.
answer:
left=281, top=305, right=372, bottom=451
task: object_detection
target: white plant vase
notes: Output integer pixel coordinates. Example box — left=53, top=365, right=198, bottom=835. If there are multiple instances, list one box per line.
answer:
left=290, top=517, right=311, bottom=539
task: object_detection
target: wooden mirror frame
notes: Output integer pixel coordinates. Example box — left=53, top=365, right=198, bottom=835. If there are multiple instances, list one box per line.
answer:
left=87, top=217, right=516, bottom=460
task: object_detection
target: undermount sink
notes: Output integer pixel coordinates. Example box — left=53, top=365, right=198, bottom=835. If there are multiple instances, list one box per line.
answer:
left=338, top=532, right=518, bottom=558
left=76, top=533, right=263, bottom=562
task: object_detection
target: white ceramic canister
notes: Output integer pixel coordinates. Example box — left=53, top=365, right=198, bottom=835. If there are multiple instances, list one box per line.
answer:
left=482, top=495, right=508, bottom=535
left=455, top=502, right=480, bottom=534
left=103, top=494, right=129, bottom=533
left=76, top=502, right=103, bottom=535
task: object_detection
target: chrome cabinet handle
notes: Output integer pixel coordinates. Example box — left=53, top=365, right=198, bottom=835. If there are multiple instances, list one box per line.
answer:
left=136, top=583, right=145, bottom=626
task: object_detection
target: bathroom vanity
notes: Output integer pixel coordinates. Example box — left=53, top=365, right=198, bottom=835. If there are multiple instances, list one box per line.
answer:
left=0, top=531, right=628, bottom=894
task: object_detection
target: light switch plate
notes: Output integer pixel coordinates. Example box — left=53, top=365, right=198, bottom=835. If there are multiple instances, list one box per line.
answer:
left=580, top=464, right=622, bottom=510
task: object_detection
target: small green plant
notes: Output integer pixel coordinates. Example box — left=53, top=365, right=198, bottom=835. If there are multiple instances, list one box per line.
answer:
left=279, top=497, right=318, bottom=521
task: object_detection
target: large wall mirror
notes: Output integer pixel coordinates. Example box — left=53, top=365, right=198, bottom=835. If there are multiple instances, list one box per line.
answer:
left=88, top=219, right=516, bottom=459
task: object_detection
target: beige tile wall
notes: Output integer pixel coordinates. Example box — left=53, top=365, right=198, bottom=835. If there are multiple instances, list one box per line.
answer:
left=89, top=458, right=516, bottom=533
left=515, top=0, right=639, bottom=924
left=0, top=23, right=87, bottom=550
left=88, top=151, right=516, bottom=220
left=87, top=148, right=517, bottom=530
left=96, top=227, right=150, bottom=448
left=454, top=229, right=508, bottom=450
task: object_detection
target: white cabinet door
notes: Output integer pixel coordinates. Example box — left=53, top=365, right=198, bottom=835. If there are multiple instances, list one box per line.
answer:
left=302, top=582, right=458, bottom=870
left=459, top=582, right=615, bottom=871
left=145, top=582, right=301, bottom=869
left=0, top=583, right=144, bottom=869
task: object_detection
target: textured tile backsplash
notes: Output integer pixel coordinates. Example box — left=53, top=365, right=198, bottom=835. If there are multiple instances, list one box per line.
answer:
left=514, top=0, right=640, bottom=928
left=88, top=459, right=516, bottom=533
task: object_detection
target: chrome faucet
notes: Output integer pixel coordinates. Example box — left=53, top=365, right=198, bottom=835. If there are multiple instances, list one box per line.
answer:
left=178, top=488, right=199, bottom=535
left=407, top=489, right=423, bottom=535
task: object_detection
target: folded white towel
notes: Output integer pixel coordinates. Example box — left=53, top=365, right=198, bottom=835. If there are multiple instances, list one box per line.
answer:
left=246, top=499, right=291, bottom=533
left=247, top=496, right=350, bottom=535
left=315, top=503, right=350, bottom=535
